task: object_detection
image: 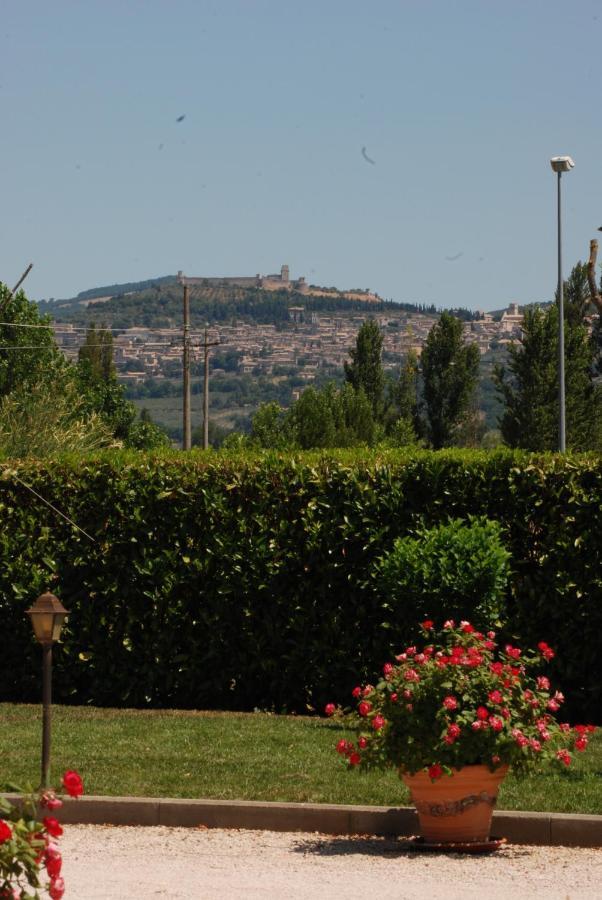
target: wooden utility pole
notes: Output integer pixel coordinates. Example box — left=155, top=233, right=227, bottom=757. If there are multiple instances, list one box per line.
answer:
left=182, top=282, right=191, bottom=450
left=202, top=324, right=219, bottom=449
left=587, top=239, right=602, bottom=314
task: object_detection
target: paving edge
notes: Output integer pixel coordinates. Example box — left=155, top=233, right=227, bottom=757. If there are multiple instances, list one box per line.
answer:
left=4, top=794, right=602, bottom=847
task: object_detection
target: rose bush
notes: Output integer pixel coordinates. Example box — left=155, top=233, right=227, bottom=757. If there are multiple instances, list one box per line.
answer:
left=0, top=770, right=83, bottom=899
left=327, top=621, right=595, bottom=780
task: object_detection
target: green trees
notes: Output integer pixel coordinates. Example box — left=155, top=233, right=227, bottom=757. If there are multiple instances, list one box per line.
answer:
left=495, top=304, right=601, bottom=451
left=420, top=311, right=480, bottom=449
left=344, top=319, right=385, bottom=417
left=0, top=286, right=168, bottom=457
left=0, top=284, right=64, bottom=399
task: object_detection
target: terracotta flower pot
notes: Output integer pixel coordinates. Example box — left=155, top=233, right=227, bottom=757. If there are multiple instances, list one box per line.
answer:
left=401, top=764, right=509, bottom=843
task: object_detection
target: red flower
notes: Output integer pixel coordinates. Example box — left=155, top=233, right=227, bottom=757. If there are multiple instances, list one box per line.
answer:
left=488, top=690, right=503, bottom=705
left=62, top=770, right=84, bottom=798
left=372, top=714, right=386, bottom=731
left=383, top=662, right=394, bottom=677
left=348, top=752, right=361, bottom=766
left=358, top=701, right=372, bottom=717
left=0, top=820, right=12, bottom=844
left=43, top=817, right=63, bottom=838
left=45, top=847, right=63, bottom=878
left=442, top=695, right=457, bottom=710
left=529, top=739, right=542, bottom=752
left=476, top=706, right=489, bottom=720
left=489, top=716, right=503, bottom=732
left=538, top=642, right=555, bottom=661
left=324, top=703, right=336, bottom=717
left=460, top=621, right=475, bottom=634
left=352, top=686, right=362, bottom=698
left=556, top=749, right=571, bottom=766
left=358, top=736, right=368, bottom=749
left=536, top=676, right=550, bottom=691
left=428, top=764, right=443, bottom=780
left=40, top=791, right=63, bottom=811
left=444, top=723, right=461, bottom=744
left=443, top=620, right=455, bottom=629
left=336, top=739, right=348, bottom=755
left=505, top=645, right=521, bottom=660
left=575, top=737, right=588, bottom=752
left=547, top=699, right=560, bottom=712
left=390, top=692, right=398, bottom=702
left=490, top=662, right=504, bottom=676
left=49, top=877, right=65, bottom=900
left=421, top=620, right=434, bottom=630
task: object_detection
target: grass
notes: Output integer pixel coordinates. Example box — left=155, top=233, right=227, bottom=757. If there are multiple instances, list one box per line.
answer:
left=1, top=704, right=601, bottom=814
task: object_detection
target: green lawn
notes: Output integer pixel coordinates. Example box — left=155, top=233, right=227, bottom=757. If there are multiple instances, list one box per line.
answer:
left=2, top=705, right=601, bottom=814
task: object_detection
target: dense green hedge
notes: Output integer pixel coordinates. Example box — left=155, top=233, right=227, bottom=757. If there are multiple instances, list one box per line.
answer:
left=1, top=449, right=601, bottom=720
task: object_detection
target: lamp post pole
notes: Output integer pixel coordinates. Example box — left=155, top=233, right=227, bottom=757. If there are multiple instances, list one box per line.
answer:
left=550, top=156, right=574, bottom=453
left=556, top=170, right=566, bottom=453
left=41, top=643, right=53, bottom=789
left=27, top=592, right=69, bottom=791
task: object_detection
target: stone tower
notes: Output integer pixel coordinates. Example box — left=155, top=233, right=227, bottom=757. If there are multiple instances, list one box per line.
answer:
left=281, top=264, right=290, bottom=283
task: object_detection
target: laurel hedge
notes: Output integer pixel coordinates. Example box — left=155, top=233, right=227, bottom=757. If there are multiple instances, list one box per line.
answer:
left=1, top=449, right=601, bottom=720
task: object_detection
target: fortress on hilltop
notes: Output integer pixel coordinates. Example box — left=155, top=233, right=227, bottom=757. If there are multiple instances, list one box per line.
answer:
left=178, top=264, right=309, bottom=294
left=177, top=265, right=380, bottom=303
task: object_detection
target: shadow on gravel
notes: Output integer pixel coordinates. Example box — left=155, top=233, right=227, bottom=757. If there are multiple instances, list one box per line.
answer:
left=292, top=836, right=533, bottom=859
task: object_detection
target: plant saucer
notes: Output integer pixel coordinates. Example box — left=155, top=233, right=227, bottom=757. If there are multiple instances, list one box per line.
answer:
left=397, top=835, right=507, bottom=854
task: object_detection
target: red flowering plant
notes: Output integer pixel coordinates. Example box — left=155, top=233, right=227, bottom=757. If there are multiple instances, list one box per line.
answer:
left=0, top=770, right=84, bottom=899
left=327, top=621, right=595, bottom=780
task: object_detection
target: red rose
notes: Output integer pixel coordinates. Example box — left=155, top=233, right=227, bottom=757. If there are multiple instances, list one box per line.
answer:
left=421, top=620, right=434, bottom=630
left=0, top=820, right=12, bottom=844
left=556, top=749, right=571, bottom=766
left=575, top=737, right=588, bottom=751
left=351, top=686, right=362, bottom=698
left=358, top=736, right=368, bottom=749
left=49, top=876, right=65, bottom=900
left=372, top=714, right=386, bottom=731
left=442, top=695, right=457, bottom=710
left=428, top=764, right=443, bottom=781
left=336, top=739, right=347, bottom=755
left=348, top=752, right=361, bottom=766
left=358, top=701, right=372, bottom=717
left=505, top=645, right=521, bottom=660
left=45, top=847, right=63, bottom=878
left=488, top=690, right=503, bottom=705
left=460, top=621, right=475, bottom=634
left=324, top=703, right=336, bottom=717
left=62, top=770, right=84, bottom=798
left=41, top=791, right=63, bottom=811
left=43, top=817, right=63, bottom=838
left=489, top=716, right=503, bottom=732
left=476, top=706, right=489, bottom=720
left=383, top=662, right=394, bottom=676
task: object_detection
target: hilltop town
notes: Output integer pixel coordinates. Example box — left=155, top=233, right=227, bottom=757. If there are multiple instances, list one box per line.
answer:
left=51, top=298, right=527, bottom=385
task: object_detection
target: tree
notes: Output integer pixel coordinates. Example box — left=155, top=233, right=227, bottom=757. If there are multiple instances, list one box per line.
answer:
left=78, top=323, right=115, bottom=381
left=386, top=349, right=420, bottom=442
left=250, top=401, right=291, bottom=449
left=344, top=319, right=385, bottom=417
left=0, top=283, right=65, bottom=399
left=495, top=304, right=601, bottom=451
left=420, top=312, right=480, bottom=448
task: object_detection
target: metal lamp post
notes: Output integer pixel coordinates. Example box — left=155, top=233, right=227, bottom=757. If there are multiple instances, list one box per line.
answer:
left=550, top=155, right=575, bottom=452
left=26, top=592, right=69, bottom=788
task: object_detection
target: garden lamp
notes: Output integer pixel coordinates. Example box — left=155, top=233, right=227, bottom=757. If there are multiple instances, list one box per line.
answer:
left=26, top=592, right=69, bottom=788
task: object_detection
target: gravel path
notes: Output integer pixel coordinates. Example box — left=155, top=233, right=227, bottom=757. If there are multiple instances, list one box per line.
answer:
left=59, top=825, right=602, bottom=899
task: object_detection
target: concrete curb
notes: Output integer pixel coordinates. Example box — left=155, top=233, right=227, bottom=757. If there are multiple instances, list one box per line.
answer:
left=6, top=795, right=602, bottom=847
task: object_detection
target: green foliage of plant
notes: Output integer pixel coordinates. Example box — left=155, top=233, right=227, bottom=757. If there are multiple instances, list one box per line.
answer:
left=376, top=518, right=510, bottom=634
left=0, top=449, right=601, bottom=721
left=0, top=379, right=118, bottom=459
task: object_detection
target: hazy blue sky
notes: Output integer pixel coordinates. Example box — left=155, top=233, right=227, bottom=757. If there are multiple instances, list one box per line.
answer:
left=2, top=1, right=601, bottom=310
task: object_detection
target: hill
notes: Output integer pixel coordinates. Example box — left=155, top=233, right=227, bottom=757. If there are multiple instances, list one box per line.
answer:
left=37, top=280, right=470, bottom=329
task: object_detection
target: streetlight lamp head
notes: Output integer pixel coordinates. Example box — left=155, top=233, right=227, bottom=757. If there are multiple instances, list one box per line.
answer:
left=550, top=156, right=575, bottom=173
left=27, top=593, right=69, bottom=645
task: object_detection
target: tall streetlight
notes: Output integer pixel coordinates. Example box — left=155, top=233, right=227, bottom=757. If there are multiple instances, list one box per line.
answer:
left=550, top=155, right=575, bottom=452
left=26, top=592, right=69, bottom=788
